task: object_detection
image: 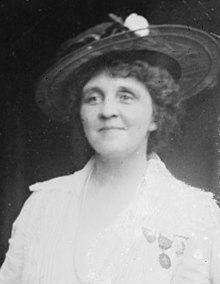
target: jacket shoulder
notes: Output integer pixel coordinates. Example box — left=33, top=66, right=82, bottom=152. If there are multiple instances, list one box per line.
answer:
left=29, top=173, right=76, bottom=193
left=169, top=176, right=220, bottom=233
left=150, top=156, right=220, bottom=234
left=29, top=158, right=94, bottom=194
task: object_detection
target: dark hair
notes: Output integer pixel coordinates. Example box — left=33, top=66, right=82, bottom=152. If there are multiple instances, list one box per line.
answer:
left=62, top=52, right=182, bottom=153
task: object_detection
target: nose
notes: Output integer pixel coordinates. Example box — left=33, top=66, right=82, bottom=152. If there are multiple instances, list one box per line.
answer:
left=99, top=98, right=118, bottom=119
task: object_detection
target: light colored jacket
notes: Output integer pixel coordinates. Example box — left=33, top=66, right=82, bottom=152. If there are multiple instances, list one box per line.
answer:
left=0, top=155, right=220, bottom=284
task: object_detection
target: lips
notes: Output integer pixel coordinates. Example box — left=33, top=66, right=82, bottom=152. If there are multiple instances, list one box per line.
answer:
left=99, top=126, right=124, bottom=132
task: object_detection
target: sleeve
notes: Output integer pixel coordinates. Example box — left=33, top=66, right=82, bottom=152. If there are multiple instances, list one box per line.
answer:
left=0, top=192, right=41, bottom=284
left=210, top=202, right=220, bottom=284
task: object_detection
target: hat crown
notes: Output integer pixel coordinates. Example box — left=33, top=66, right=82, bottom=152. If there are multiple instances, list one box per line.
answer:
left=57, top=21, right=129, bottom=60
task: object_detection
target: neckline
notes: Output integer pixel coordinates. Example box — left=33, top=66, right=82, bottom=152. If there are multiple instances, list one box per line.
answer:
left=73, top=156, right=156, bottom=283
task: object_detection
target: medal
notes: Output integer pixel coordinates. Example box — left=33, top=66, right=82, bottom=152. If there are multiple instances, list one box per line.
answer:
left=174, top=234, right=188, bottom=256
left=158, top=233, right=173, bottom=269
left=158, top=234, right=173, bottom=251
left=175, top=238, right=186, bottom=256
left=142, top=227, right=173, bottom=269
left=142, top=227, right=157, bottom=243
left=159, top=253, right=171, bottom=269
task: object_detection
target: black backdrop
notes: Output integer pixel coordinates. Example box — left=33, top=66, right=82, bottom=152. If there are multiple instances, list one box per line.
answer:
left=1, top=0, right=220, bottom=264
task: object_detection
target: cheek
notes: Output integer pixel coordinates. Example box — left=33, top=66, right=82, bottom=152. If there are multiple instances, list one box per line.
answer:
left=134, top=113, right=156, bottom=136
left=79, top=107, right=89, bottom=133
left=133, top=105, right=154, bottom=126
left=80, top=107, right=97, bottom=133
left=80, top=105, right=90, bottom=123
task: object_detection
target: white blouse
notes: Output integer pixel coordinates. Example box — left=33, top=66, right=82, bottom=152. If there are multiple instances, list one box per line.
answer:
left=0, top=155, right=220, bottom=284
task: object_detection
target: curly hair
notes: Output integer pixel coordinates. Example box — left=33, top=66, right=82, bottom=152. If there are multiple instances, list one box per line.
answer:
left=62, top=52, right=182, bottom=153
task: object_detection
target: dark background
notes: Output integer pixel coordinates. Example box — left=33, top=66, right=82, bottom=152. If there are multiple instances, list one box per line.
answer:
left=1, top=0, right=220, bottom=264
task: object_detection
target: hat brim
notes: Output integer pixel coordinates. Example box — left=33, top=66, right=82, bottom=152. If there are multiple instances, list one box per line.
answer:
left=36, top=23, right=220, bottom=122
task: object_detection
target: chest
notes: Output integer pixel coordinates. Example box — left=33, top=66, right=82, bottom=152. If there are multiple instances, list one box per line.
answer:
left=22, top=189, right=212, bottom=284
left=78, top=182, right=138, bottom=241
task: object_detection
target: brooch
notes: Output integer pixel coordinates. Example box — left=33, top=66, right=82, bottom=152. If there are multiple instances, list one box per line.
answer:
left=142, top=227, right=188, bottom=269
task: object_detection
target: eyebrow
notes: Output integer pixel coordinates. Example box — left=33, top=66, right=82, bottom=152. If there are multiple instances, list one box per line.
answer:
left=117, top=86, right=137, bottom=96
left=82, top=87, right=104, bottom=97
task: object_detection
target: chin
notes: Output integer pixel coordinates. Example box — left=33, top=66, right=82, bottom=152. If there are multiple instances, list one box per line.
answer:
left=98, top=149, right=123, bottom=158
left=94, top=145, right=139, bottom=160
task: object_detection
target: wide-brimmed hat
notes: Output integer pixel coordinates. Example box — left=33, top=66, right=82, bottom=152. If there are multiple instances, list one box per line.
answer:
left=36, top=13, right=220, bottom=122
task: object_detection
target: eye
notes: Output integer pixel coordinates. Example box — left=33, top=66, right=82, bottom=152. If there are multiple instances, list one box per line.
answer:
left=82, top=92, right=102, bottom=105
left=119, top=92, right=134, bottom=103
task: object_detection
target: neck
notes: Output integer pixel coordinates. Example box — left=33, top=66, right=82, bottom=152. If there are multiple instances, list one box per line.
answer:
left=92, top=146, right=149, bottom=190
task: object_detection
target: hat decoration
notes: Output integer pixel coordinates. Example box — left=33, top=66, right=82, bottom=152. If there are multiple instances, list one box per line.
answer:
left=123, top=13, right=150, bottom=36
left=56, top=13, right=150, bottom=59
left=36, top=13, right=220, bottom=122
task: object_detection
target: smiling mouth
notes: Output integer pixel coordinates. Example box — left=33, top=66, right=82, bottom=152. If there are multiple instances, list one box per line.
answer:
left=99, top=127, right=124, bottom=132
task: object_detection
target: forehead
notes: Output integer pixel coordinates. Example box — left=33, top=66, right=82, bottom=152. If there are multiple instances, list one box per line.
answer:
left=83, top=71, right=146, bottom=90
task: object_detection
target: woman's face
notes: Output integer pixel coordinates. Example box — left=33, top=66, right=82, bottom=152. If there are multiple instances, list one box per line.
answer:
left=80, top=72, right=157, bottom=159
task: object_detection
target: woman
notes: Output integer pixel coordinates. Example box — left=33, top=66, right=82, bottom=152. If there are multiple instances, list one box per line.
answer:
left=1, top=13, right=220, bottom=284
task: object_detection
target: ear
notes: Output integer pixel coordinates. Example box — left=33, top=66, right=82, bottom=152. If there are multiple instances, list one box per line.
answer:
left=149, top=104, right=158, bottom=132
left=148, top=121, right=158, bottom=132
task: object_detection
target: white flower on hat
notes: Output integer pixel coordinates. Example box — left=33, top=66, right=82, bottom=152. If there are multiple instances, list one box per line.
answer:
left=124, top=13, right=150, bottom=37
